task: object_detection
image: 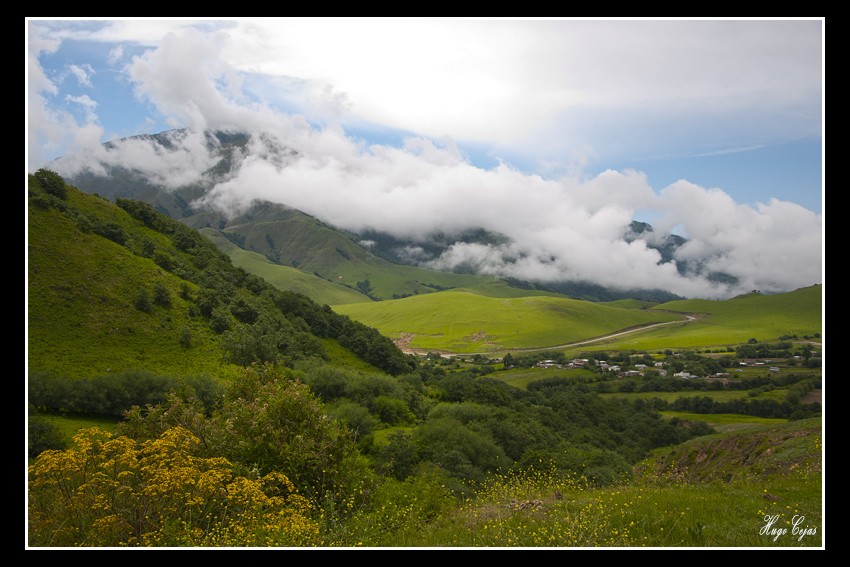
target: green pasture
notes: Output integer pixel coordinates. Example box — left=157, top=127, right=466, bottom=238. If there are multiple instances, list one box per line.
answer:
left=600, top=389, right=790, bottom=403
left=593, top=286, right=822, bottom=351
left=658, top=411, right=788, bottom=432
left=333, top=289, right=683, bottom=354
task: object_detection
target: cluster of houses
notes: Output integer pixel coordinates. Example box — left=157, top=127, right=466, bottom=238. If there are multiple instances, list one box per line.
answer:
left=535, top=358, right=673, bottom=377
left=532, top=357, right=765, bottom=380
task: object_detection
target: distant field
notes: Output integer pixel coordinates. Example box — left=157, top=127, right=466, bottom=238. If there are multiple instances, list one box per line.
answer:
left=35, top=413, right=120, bottom=442
left=588, top=286, right=822, bottom=352
left=333, top=289, right=683, bottom=354
left=493, top=367, right=598, bottom=390
left=600, top=389, right=789, bottom=403
left=334, top=284, right=821, bottom=355
left=658, top=411, right=788, bottom=433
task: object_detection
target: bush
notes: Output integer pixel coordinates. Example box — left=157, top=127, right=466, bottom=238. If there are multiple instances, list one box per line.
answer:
left=28, top=413, right=67, bottom=459
left=133, top=288, right=152, bottom=312
left=153, top=282, right=171, bottom=307
left=28, top=427, right=320, bottom=547
left=34, top=169, right=67, bottom=200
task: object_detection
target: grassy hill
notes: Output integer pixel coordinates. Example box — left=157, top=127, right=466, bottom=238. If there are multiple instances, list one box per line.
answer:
left=331, top=284, right=822, bottom=355
left=200, top=228, right=372, bottom=306
left=585, top=285, right=823, bottom=352
left=27, top=181, right=240, bottom=379
left=27, top=171, right=412, bottom=381
left=635, top=417, right=822, bottom=483
left=182, top=201, right=507, bottom=301
left=332, top=289, right=684, bottom=353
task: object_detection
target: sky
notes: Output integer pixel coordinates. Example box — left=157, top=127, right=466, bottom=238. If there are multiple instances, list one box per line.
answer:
left=26, top=18, right=824, bottom=299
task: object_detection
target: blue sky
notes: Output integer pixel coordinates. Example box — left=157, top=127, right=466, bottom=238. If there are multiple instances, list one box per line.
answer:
left=26, top=18, right=824, bottom=298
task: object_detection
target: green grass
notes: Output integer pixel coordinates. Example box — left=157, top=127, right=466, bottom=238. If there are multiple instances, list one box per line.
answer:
left=337, top=403, right=821, bottom=548
left=28, top=200, right=241, bottom=380
left=333, top=284, right=821, bottom=356
left=492, top=367, right=598, bottom=390
left=599, top=389, right=790, bottom=403
left=659, top=411, right=788, bottom=433
left=591, top=286, right=822, bottom=351
left=316, top=338, right=387, bottom=374
left=338, top=421, right=822, bottom=547
left=201, top=229, right=372, bottom=305
left=333, top=289, right=683, bottom=354
left=35, top=412, right=120, bottom=441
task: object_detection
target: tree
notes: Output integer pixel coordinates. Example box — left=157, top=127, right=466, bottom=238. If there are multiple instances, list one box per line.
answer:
left=153, top=282, right=171, bottom=307
left=28, top=412, right=67, bottom=458
left=120, top=364, right=376, bottom=516
left=377, top=431, right=420, bottom=480
left=179, top=326, right=192, bottom=349
left=34, top=169, right=67, bottom=199
left=134, top=288, right=152, bottom=312
left=503, top=352, right=514, bottom=369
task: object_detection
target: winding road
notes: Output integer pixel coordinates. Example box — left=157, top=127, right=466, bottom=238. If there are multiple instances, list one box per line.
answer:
left=399, top=312, right=702, bottom=357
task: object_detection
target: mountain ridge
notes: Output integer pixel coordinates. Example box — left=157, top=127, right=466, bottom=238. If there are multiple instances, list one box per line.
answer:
left=52, top=128, right=708, bottom=303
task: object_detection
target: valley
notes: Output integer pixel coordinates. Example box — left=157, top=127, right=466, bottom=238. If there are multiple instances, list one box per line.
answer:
left=26, top=168, right=823, bottom=548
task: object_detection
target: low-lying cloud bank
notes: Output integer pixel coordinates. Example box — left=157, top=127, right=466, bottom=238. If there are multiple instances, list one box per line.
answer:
left=52, top=127, right=822, bottom=300
left=35, top=25, right=822, bottom=301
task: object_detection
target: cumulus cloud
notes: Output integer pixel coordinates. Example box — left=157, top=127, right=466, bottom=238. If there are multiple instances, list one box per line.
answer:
left=27, top=27, right=105, bottom=170
left=68, top=63, right=94, bottom=87
left=33, top=21, right=823, bottom=300
left=188, top=129, right=820, bottom=299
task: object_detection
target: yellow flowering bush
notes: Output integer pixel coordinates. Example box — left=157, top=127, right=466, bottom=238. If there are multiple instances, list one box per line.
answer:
left=28, top=427, right=319, bottom=547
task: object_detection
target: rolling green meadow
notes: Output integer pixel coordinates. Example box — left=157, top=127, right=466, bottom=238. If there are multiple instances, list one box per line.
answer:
left=333, top=289, right=684, bottom=353
left=27, top=171, right=823, bottom=548
left=330, top=284, right=821, bottom=356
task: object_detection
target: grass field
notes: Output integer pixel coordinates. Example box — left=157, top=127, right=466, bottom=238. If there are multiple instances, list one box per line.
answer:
left=333, top=289, right=683, bottom=354
left=333, top=285, right=822, bottom=355
left=600, top=389, right=790, bottom=403
left=588, top=286, right=822, bottom=352
left=493, top=367, right=598, bottom=390
left=658, top=411, right=788, bottom=433
left=34, top=412, right=120, bottom=440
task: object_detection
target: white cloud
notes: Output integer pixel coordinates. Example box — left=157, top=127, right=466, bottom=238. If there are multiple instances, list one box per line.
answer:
left=27, top=25, right=105, bottom=170
left=68, top=63, right=94, bottom=87
left=107, top=45, right=124, bottom=65
left=31, top=20, right=823, bottom=300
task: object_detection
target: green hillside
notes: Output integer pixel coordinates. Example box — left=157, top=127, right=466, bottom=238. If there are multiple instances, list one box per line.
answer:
left=183, top=201, right=502, bottom=301
left=200, top=228, right=371, bottom=305
left=635, top=417, right=822, bottom=483
left=333, top=289, right=684, bottom=353
left=28, top=181, right=238, bottom=379
left=587, top=286, right=823, bottom=351
left=27, top=170, right=415, bottom=381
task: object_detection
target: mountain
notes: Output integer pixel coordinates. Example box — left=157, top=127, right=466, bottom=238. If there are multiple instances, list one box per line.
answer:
left=27, top=169, right=415, bottom=380
left=55, top=129, right=690, bottom=303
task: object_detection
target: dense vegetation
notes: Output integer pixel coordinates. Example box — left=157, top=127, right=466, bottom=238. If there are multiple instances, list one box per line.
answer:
left=28, top=170, right=414, bottom=378
left=26, top=170, right=822, bottom=548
